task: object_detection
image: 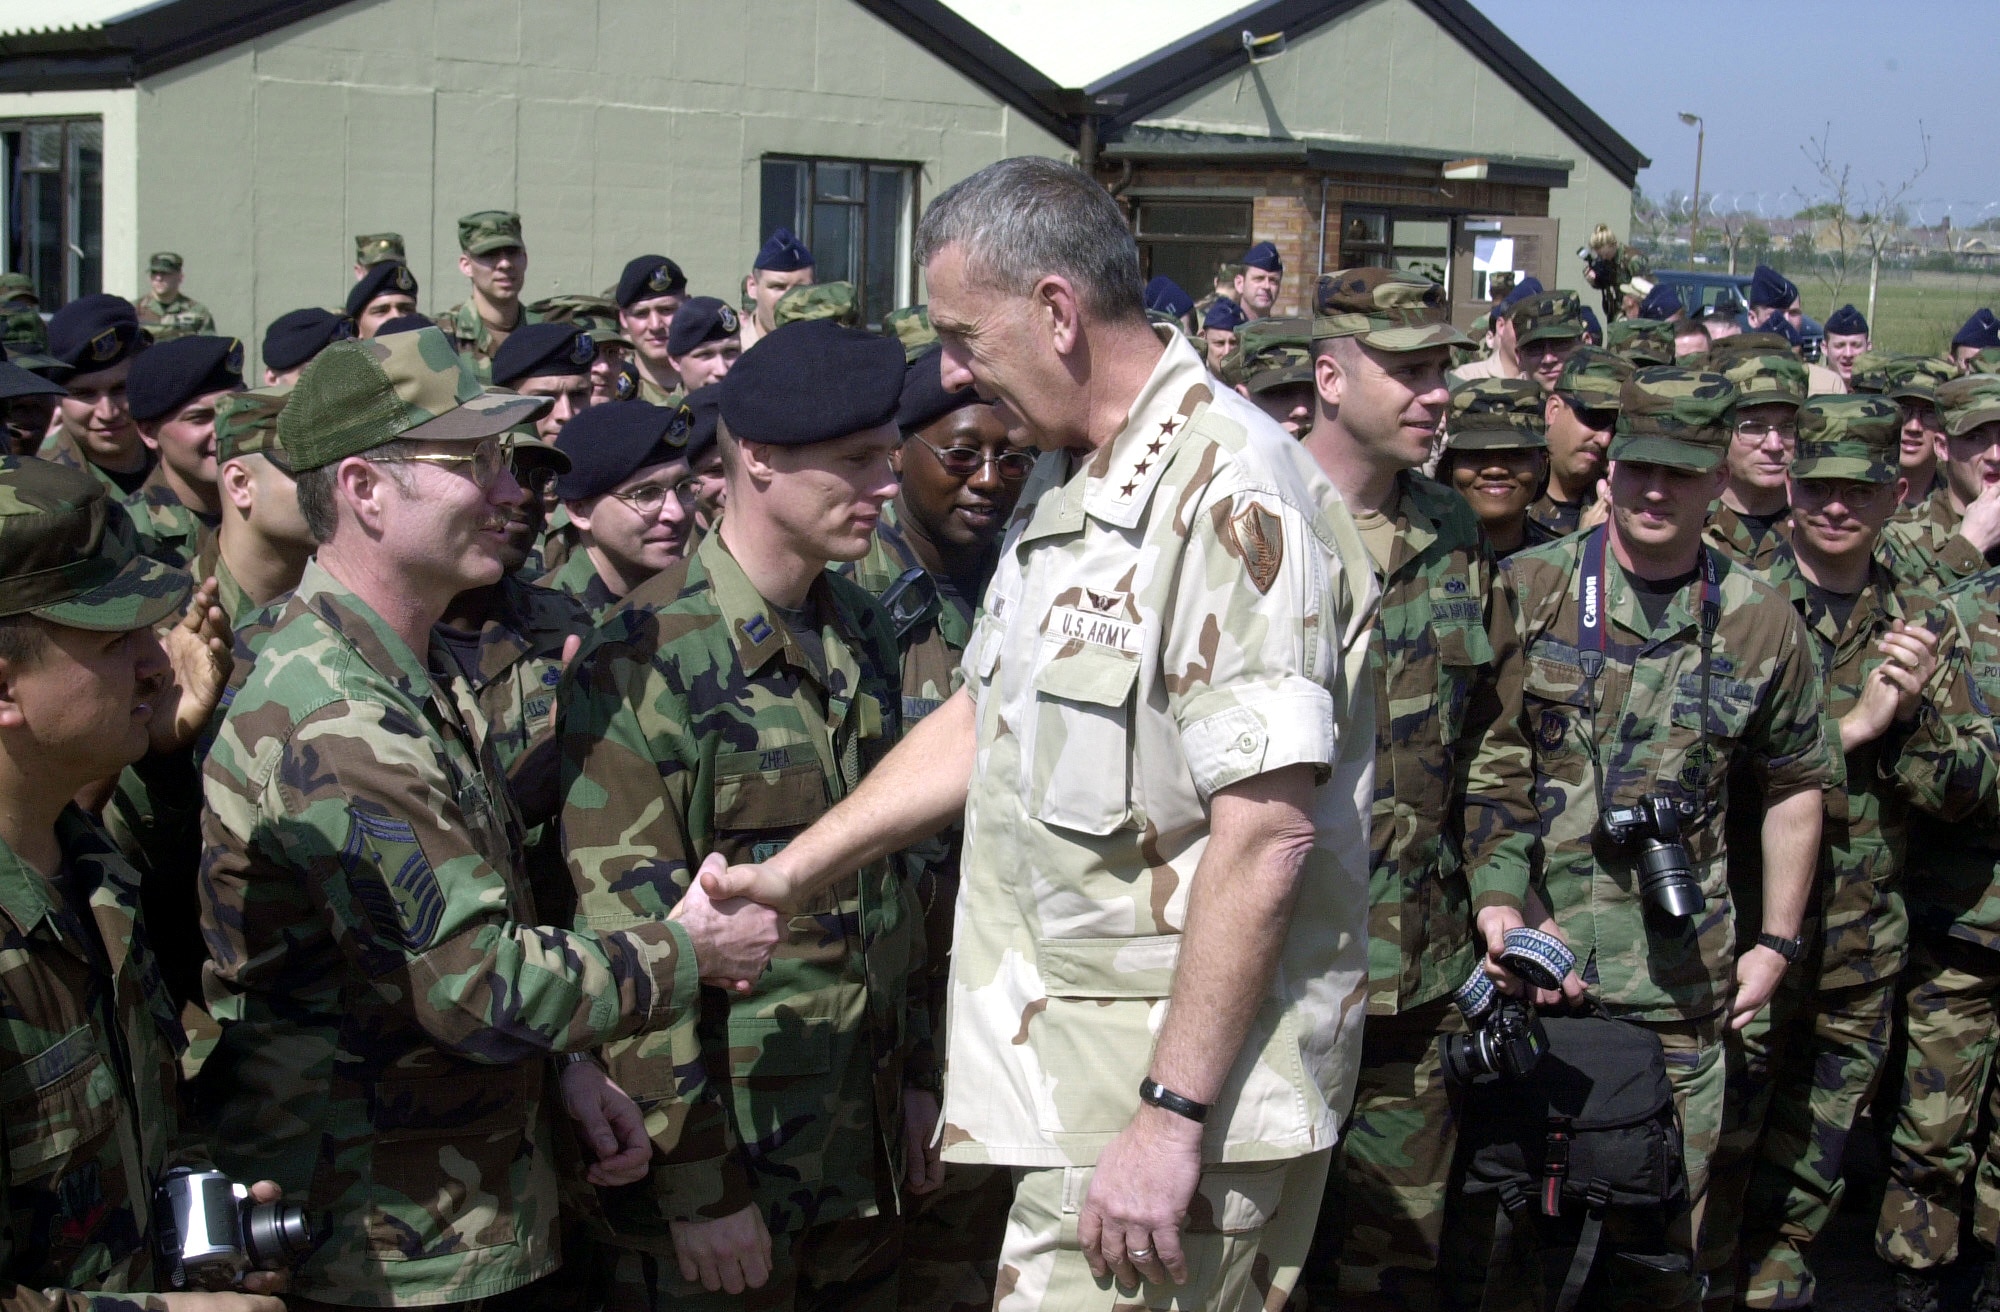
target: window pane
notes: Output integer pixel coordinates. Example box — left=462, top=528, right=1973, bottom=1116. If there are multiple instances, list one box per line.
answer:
left=1393, top=219, right=1448, bottom=250
left=761, top=159, right=807, bottom=247
left=69, top=120, right=101, bottom=300
left=813, top=201, right=857, bottom=284
left=864, top=166, right=909, bottom=325
left=1141, top=242, right=1240, bottom=304
left=1135, top=200, right=1251, bottom=240
left=816, top=162, right=861, bottom=202
left=1342, top=212, right=1386, bottom=245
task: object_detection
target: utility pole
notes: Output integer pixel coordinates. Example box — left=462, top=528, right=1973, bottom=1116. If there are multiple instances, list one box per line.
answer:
left=1679, top=112, right=1705, bottom=262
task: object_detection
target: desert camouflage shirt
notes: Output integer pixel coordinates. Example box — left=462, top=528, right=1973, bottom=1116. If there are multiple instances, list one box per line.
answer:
left=198, top=560, right=698, bottom=1306
left=1465, top=530, right=1833, bottom=1021
left=944, top=328, right=1378, bottom=1168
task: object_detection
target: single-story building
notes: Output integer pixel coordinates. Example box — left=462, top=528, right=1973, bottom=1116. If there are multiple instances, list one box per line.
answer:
left=0, top=0, right=1643, bottom=369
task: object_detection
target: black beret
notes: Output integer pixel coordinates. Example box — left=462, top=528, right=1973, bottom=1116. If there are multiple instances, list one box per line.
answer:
left=667, top=297, right=740, bottom=357
left=126, top=335, right=245, bottom=421
left=753, top=227, right=813, bottom=273
left=375, top=312, right=435, bottom=335
left=1638, top=283, right=1683, bottom=321
left=491, top=322, right=596, bottom=387
left=345, top=261, right=419, bottom=320
left=679, top=384, right=721, bottom=465
left=262, top=307, right=349, bottom=372
left=615, top=255, right=687, bottom=309
left=553, top=400, right=683, bottom=501
left=897, top=346, right=985, bottom=433
left=47, top=294, right=144, bottom=374
left=0, top=359, right=64, bottom=402
left=720, top=318, right=903, bottom=446
left=1825, top=304, right=1869, bottom=337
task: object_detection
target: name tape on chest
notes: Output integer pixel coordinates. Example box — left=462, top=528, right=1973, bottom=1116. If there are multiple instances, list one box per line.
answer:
left=1049, top=605, right=1143, bottom=654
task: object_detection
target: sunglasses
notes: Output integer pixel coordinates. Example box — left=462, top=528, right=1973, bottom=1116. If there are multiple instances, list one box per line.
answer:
left=910, top=432, right=1036, bottom=480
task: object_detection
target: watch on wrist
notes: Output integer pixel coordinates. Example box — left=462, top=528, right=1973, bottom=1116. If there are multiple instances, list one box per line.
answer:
left=557, top=1051, right=597, bottom=1070
left=1756, top=931, right=1804, bottom=963
left=1138, top=1077, right=1210, bottom=1124
left=906, top=1068, right=943, bottom=1097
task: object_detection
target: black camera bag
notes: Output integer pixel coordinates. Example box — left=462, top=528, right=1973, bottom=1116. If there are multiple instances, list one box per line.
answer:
left=1456, top=1013, right=1689, bottom=1312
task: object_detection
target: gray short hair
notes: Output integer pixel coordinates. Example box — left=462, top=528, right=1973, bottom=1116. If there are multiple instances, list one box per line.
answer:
left=294, top=439, right=422, bottom=544
left=914, top=157, right=1144, bottom=324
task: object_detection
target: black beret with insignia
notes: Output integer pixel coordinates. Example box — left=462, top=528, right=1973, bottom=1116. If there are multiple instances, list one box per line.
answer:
left=126, top=335, right=245, bottom=421
left=262, top=307, right=350, bottom=373
left=667, top=297, right=740, bottom=357
left=345, top=261, right=419, bottom=320
left=553, top=400, right=683, bottom=501
left=897, top=345, right=985, bottom=433
left=615, top=255, right=688, bottom=309
left=720, top=318, right=904, bottom=446
left=47, top=294, right=145, bottom=375
left=491, top=322, right=597, bottom=387
left=679, top=383, right=720, bottom=465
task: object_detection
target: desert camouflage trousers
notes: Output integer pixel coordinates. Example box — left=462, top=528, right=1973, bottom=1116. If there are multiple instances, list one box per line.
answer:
left=589, top=1211, right=901, bottom=1312
left=898, top=1162, right=1013, bottom=1312
left=993, top=1150, right=1330, bottom=1312
left=1877, top=933, right=2000, bottom=1271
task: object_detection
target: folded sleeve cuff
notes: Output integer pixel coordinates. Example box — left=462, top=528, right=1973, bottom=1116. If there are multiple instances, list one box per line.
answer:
left=1177, top=682, right=1335, bottom=801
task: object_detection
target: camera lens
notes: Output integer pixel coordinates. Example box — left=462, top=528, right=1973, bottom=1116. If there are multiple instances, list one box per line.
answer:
left=1438, top=1031, right=1494, bottom=1086
left=1636, top=839, right=1705, bottom=919
left=242, top=1202, right=314, bottom=1269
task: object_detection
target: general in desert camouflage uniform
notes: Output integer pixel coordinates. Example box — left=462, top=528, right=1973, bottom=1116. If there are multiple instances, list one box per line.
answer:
left=436, top=211, right=542, bottom=384
left=1885, top=374, right=2000, bottom=591
left=1460, top=367, right=1832, bottom=1312
left=133, top=251, right=215, bottom=342
left=197, top=328, right=739, bottom=1308
left=560, top=320, right=918, bottom=1312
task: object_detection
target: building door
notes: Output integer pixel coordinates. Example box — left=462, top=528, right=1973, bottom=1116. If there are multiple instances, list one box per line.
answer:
left=1132, top=197, right=1253, bottom=305
left=1, top=117, right=101, bottom=309
left=1450, top=216, right=1560, bottom=329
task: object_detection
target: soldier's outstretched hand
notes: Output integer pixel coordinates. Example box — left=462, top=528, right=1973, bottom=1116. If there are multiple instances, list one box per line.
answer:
left=149, top=576, right=232, bottom=755
left=672, top=853, right=783, bottom=991
left=698, top=852, right=796, bottom=910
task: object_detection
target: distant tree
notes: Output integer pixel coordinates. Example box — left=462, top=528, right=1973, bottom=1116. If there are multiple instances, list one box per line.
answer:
left=1794, top=202, right=1848, bottom=221
left=1794, top=122, right=1929, bottom=318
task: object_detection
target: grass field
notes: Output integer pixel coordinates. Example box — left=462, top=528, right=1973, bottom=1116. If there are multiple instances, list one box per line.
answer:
left=1791, top=269, right=2000, bottom=357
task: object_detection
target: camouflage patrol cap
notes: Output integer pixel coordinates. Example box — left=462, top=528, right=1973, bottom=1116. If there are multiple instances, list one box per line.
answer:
left=458, top=210, right=524, bottom=256
left=882, top=305, right=936, bottom=362
left=1311, top=268, right=1470, bottom=351
left=1973, top=348, right=2000, bottom=378
left=1704, top=331, right=1798, bottom=370
left=149, top=252, right=183, bottom=275
left=1936, top=374, right=2000, bottom=437
left=280, top=327, right=551, bottom=471
left=1717, top=352, right=1807, bottom=411
left=1791, top=395, right=1902, bottom=484
left=0, top=273, right=35, bottom=305
left=1232, top=316, right=1313, bottom=392
left=1609, top=367, right=1738, bottom=472
left=1555, top=346, right=1634, bottom=410
left=355, top=233, right=405, bottom=267
left=773, top=281, right=859, bottom=329
left=0, top=456, right=189, bottom=632
left=528, top=293, right=632, bottom=349
left=1605, top=317, right=1676, bottom=367
left=1, top=309, right=49, bottom=362
left=1446, top=378, right=1548, bottom=451
left=214, top=385, right=294, bottom=469
left=1846, top=349, right=1898, bottom=393
left=1507, top=290, right=1585, bottom=348
left=1882, top=355, right=1957, bottom=406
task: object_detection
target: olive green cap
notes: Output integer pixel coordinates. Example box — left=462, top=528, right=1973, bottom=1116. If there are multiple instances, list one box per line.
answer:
left=148, top=252, right=182, bottom=275
left=1555, top=346, right=1634, bottom=410
left=1609, top=367, right=1738, bottom=473
left=1881, top=355, right=1957, bottom=406
left=1231, top=316, right=1313, bottom=391
left=1937, top=374, right=2000, bottom=438
left=1446, top=377, right=1548, bottom=451
left=773, top=281, right=858, bottom=328
left=0, top=456, right=190, bottom=632
left=0, top=273, right=36, bottom=305
left=1846, top=349, right=1899, bottom=393
left=528, top=293, right=632, bottom=349
left=355, top=233, right=405, bottom=267
left=1718, top=353, right=1807, bottom=411
left=458, top=210, right=524, bottom=256
left=279, top=327, right=551, bottom=472
left=1704, top=332, right=1797, bottom=370
left=1605, top=318, right=1676, bottom=367
left=1311, top=268, right=1470, bottom=351
left=1508, top=289, right=1585, bottom=348
left=1791, top=395, right=1902, bottom=484
left=881, top=305, right=936, bottom=362
left=214, top=384, right=294, bottom=469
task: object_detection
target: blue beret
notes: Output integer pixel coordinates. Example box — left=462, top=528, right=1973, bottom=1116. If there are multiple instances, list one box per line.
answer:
left=667, top=297, right=741, bottom=357
left=492, top=322, right=596, bottom=387
left=262, top=308, right=349, bottom=373
left=1203, top=298, right=1246, bottom=332
left=1241, top=241, right=1283, bottom=273
left=375, top=312, right=435, bottom=336
left=126, top=335, right=245, bottom=421
left=1824, top=304, right=1868, bottom=337
left=552, top=400, right=683, bottom=501
left=47, top=294, right=144, bottom=374
left=614, top=255, right=687, bottom=309
left=753, top=226, right=814, bottom=273
left=1497, top=277, right=1544, bottom=313
left=1748, top=264, right=1797, bottom=310
left=1952, top=309, right=2000, bottom=351
left=1579, top=306, right=1602, bottom=341
left=345, top=261, right=418, bottom=320
left=1752, top=312, right=1805, bottom=348
left=721, top=318, right=903, bottom=446
left=897, top=345, right=987, bottom=433
left=677, top=384, right=720, bottom=465
left=1638, top=283, right=1684, bottom=321
left=1144, top=276, right=1194, bottom=318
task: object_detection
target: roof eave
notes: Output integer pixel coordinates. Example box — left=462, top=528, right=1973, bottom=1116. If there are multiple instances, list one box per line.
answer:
left=851, top=0, right=1080, bottom=144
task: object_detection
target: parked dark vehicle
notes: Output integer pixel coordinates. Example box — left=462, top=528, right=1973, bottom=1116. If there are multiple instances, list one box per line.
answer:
left=1653, top=269, right=1824, bottom=361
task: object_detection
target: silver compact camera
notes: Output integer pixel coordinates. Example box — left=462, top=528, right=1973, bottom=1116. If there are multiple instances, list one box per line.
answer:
left=154, top=1166, right=313, bottom=1291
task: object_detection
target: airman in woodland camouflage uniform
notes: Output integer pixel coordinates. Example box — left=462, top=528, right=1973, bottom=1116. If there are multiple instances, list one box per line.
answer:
left=38, top=296, right=157, bottom=498
left=134, top=252, right=216, bottom=342
left=436, top=211, right=542, bottom=384
left=539, top=400, right=699, bottom=622
left=123, top=335, right=246, bottom=568
left=1607, top=317, right=1678, bottom=369
left=1528, top=346, right=1629, bottom=536
left=1460, top=367, right=1832, bottom=1312
left=1876, top=356, right=1957, bottom=515
left=1219, top=316, right=1314, bottom=439
left=560, top=320, right=919, bottom=1311
left=197, top=327, right=780, bottom=1309
left=1702, top=346, right=1807, bottom=572
left=1438, top=377, right=1560, bottom=560
left=1290, top=270, right=1505, bottom=1312
left=1885, top=374, right=2000, bottom=591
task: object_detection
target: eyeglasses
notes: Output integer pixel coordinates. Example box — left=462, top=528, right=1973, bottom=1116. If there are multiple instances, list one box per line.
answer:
left=514, top=461, right=559, bottom=497
left=368, top=435, right=515, bottom=489
left=609, top=478, right=698, bottom=518
left=1734, top=420, right=1796, bottom=443
left=910, top=433, right=1037, bottom=480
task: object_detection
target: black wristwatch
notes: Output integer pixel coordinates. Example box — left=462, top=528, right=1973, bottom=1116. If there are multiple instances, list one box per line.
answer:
left=1756, top=931, right=1804, bottom=963
left=1139, top=1078, right=1209, bottom=1124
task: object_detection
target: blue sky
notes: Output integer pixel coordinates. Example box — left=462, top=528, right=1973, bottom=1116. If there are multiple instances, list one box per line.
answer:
left=1471, top=0, right=1995, bottom=227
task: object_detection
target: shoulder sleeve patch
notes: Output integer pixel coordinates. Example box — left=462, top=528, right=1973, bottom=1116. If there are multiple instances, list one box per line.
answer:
left=1225, top=500, right=1285, bottom=594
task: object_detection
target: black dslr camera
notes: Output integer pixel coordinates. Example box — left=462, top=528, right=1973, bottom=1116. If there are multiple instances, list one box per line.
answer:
left=1601, top=793, right=1705, bottom=920
left=154, top=1167, right=313, bottom=1292
left=1439, top=928, right=1576, bottom=1086
left=1579, top=246, right=1619, bottom=290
